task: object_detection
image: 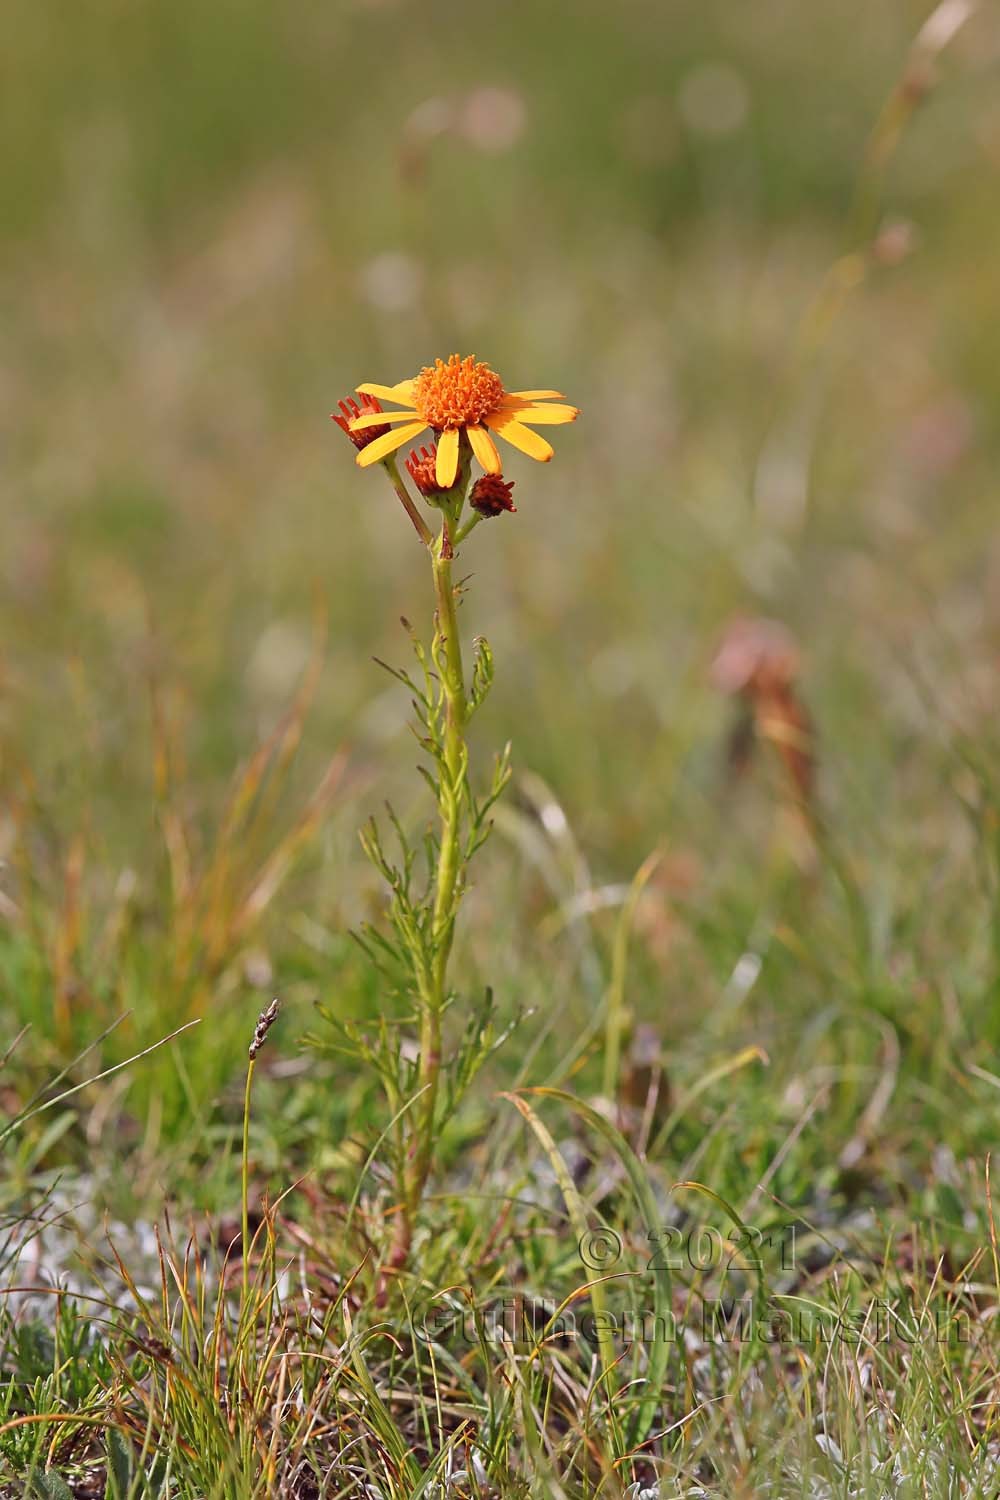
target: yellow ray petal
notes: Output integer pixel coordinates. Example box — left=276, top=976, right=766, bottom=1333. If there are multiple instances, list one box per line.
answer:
left=466, top=424, right=502, bottom=474
left=356, top=420, right=427, bottom=467
left=436, top=426, right=460, bottom=488
left=493, top=402, right=579, bottom=425
left=349, top=409, right=422, bottom=431
left=484, top=413, right=555, bottom=463
left=356, top=380, right=418, bottom=403
left=504, top=389, right=565, bottom=401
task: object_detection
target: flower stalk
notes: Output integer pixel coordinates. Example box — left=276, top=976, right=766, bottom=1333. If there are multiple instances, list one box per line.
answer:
left=386, top=501, right=468, bottom=1277
left=384, top=454, right=434, bottom=546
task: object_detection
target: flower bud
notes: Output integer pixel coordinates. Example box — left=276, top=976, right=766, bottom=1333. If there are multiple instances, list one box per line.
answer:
left=469, top=475, right=516, bottom=517
left=405, top=444, right=448, bottom=498
left=332, top=394, right=389, bottom=451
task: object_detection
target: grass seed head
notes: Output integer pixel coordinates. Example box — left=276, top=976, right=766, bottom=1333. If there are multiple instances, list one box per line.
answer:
left=249, top=996, right=280, bottom=1059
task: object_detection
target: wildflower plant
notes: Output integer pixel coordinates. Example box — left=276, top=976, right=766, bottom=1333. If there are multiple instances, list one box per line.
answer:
left=331, top=355, right=577, bottom=1281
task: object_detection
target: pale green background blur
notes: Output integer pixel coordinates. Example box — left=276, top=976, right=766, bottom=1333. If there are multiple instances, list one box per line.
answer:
left=3, top=0, right=1000, bottom=1139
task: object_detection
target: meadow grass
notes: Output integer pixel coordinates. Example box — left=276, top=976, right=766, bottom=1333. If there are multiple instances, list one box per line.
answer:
left=3, top=0, right=1000, bottom=1493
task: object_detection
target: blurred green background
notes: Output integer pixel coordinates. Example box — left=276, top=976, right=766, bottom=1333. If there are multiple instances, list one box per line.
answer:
left=3, top=0, right=1000, bottom=1191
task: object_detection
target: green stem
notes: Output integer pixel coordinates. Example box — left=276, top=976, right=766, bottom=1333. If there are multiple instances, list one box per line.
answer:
left=241, top=1057, right=256, bottom=1298
left=431, top=530, right=466, bottom=975
left=378, top=454, right=472, bottom=1289
left=406, top=523, right=467, bottom=1213
left=382, top=455, right=434, bottom=547
left=453, top=511, right=484, bottom=547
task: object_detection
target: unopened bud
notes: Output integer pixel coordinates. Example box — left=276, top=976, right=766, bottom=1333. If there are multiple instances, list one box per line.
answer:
left=469, top=475, right=516, bottom=517
left=332, top=395, right=390, bottom=452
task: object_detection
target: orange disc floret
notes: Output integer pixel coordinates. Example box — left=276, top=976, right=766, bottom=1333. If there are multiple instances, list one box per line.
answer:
left=332, top=394, right=389, bottom=451
left=405, top=444, right=446, bottom=498
left=412, top=355, right=506, bottom=431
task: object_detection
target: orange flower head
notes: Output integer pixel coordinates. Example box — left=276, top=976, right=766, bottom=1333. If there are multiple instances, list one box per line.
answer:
left=405, top=444, right=447, bottom=498
left=332, top=394, right=389, bottom=451
left=470, top=474, right=516, bottom=517
left=348, top=353, right=578, bottom=490
left=412, top=356, right=506, bottom=430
